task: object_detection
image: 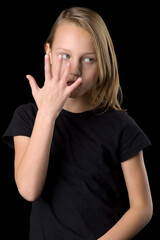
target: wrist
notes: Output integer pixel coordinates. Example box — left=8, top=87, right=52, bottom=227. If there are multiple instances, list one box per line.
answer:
left=36, top=108, right=57, bottom=125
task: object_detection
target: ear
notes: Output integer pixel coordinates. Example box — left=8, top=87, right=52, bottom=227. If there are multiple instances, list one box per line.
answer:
left=45, top=43, right=52, bottom=63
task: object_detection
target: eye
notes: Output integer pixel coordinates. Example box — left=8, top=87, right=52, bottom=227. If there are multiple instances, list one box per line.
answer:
left=62, top=54, right=70, bottom=60
left=84, top=57, right=95, bottom=63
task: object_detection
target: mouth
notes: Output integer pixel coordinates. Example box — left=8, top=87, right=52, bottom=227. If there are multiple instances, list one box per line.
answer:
left=67, top=79, right=76, bottom=86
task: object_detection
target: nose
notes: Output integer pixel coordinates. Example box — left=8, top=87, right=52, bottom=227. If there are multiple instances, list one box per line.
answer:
left=69, top=59, right=82, bottom=78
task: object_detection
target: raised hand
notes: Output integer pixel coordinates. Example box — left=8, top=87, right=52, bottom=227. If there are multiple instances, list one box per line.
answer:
left=26, top=54, right=82, bottom=120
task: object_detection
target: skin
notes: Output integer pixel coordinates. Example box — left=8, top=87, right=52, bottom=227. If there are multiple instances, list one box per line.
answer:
left=46, top=22, right=99, bottom=113
left=14, top=23, right=153, bottom=239
left=98, top=151, right=153, bottom=240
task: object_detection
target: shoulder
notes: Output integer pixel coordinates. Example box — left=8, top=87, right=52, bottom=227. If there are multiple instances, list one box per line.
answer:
left=14, top=102, right=37, bottom=121
left=3, top=102, right=37, bottom=148
left=99, top=109, right=150, bottom=141
left=99, top=108, right=125, bottom=127
left=116, top=110, right=151, bottom=162
left=102, top=109, right=139, bottom=129
left=15, top=102, right=37, bottom=115
left=106, top=109, right=147, bottom=139
left=12, top=102, right=38, bottom=132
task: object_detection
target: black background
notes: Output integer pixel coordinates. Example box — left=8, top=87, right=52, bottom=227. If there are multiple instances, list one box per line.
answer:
left=1, top=1, right=158, bottom=239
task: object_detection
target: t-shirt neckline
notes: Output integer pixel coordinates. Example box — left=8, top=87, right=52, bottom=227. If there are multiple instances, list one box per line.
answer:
left=61, top=108, right=94, bottom=117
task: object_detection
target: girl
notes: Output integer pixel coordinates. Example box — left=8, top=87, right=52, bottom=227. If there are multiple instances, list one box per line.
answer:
left=3, top=7, right=152, bottom=240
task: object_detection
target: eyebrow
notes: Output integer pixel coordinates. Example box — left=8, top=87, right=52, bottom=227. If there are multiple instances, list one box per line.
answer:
left=55, top=48, right=96, bottom=55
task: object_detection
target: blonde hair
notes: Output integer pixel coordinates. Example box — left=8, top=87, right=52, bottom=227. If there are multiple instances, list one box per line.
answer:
left=45, top=7, right=124, bottom=113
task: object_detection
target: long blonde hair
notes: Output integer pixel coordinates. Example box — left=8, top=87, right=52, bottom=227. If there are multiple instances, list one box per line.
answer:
left=45, top=7, right=124, bottom=113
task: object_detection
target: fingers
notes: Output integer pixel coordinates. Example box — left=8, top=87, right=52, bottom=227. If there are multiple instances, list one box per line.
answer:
left=45, top=54, right=63, bottom=82
left=61, top=62, right=82, bottom=94
left=67, top=77, right=82, bottom=94
left=61, top=61, right=71, bottom=84
left=45, top=54, right=52, bottom=81
left=54, top=55, right=63, bottom=80
left=44, top=54, right=82, bottom=96
left=26, top=75, right=39, bottom=97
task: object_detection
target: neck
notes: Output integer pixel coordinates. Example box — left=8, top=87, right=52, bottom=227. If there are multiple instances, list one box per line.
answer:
left=63, top=96, right=92, bottom=113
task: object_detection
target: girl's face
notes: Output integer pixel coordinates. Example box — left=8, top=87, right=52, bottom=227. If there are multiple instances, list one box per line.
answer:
left=46, top=22, right=98, bottom=99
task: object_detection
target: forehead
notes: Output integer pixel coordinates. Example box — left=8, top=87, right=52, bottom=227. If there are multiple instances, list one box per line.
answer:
left=52, top=23, right=96, bottom=52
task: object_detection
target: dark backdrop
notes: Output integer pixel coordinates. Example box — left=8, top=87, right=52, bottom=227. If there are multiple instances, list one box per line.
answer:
left=1, top=1, right=158, bottom=239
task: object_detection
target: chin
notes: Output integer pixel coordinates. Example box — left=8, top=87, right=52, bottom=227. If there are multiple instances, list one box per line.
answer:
left=69, top=89, right=83, bottom=98
left=69, top=93, right=80, bottom=98
left=69, top=87, right=91, bottom=99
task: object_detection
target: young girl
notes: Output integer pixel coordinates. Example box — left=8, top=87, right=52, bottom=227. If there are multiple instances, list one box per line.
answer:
left=3, top=7, right=152, bottom=240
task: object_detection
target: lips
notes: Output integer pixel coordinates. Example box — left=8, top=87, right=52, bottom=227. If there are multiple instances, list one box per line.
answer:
left=67, top=79, right=76, bottom=86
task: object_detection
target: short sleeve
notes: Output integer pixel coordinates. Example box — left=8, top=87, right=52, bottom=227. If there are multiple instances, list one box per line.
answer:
left=2, top=103, right=37, bottom=149
left=119, top=112, right=151, bottom=162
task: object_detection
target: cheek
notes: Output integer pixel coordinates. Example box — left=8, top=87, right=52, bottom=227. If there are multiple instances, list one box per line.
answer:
left=83, top=67, right=98, bottom=86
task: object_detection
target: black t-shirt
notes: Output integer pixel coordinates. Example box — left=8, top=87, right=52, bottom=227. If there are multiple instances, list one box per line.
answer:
left=3, top=103, right=151, bottom=240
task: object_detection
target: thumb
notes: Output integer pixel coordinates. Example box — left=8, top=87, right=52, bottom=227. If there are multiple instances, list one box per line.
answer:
left=26, top=74, right=39, bottom=98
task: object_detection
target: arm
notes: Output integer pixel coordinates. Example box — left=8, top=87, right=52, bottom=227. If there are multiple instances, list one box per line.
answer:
left=14, top=111, right=55, bottom=202
left=98, top=151, right=153, bottom=240
left=14, top=54, right=82, bottom=202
